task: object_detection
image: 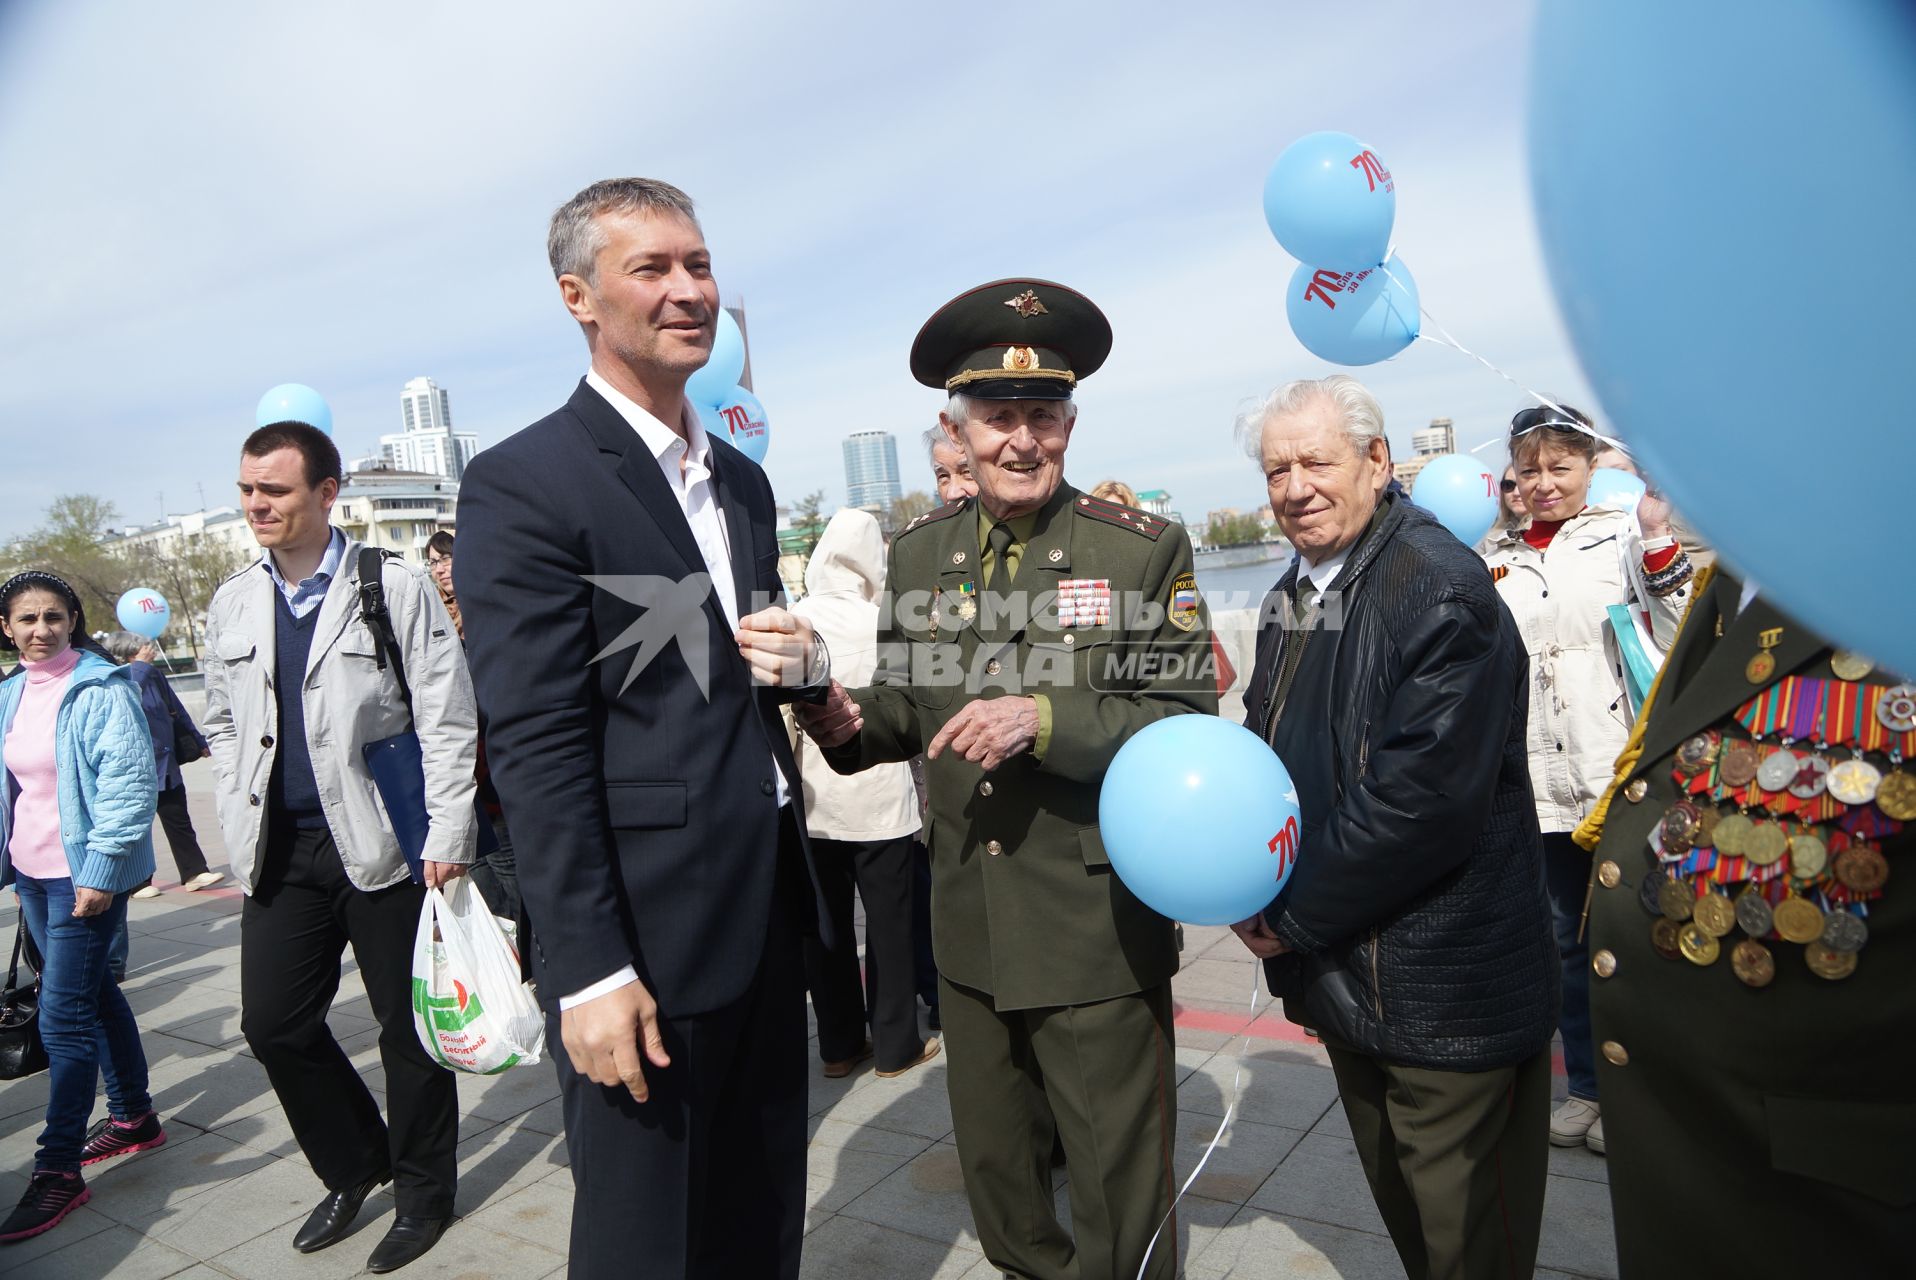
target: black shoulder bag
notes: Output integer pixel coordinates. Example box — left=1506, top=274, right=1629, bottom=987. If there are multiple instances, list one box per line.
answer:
left=0, top=920, right=48, bottom=1079
left=357, top=547, right=431, bottom=884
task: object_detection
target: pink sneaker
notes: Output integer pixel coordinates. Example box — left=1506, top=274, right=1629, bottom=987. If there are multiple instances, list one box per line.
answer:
left=80, top=1111, right=167, bottom=1166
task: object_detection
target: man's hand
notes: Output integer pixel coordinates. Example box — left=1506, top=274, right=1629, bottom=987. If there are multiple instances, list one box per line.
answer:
left=737, top=607, right=816, bottom=687
left=794, top=680, right=863, bottom=748
left=72, top=887, right=113, bottom=918
left=560, top=979, right=672, bottom=1104
left=1231, top=912, right=1291, bottom=959
left=927, top=697, right=1038, bottom=772
left=422, top=860, right=469, bottom=890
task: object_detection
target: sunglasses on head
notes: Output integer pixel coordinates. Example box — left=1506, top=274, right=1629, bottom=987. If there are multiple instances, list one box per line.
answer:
left=1509, top=405, right=1595, bottom=438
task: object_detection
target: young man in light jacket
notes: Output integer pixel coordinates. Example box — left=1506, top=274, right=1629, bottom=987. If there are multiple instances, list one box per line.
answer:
left=201, top=422, right=477, bottom=1275
left=790, top=509, right=938, bottom=1079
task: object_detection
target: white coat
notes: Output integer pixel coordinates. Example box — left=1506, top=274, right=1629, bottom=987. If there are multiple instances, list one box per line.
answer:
left=790, top=510, right=921, bottom=842
left=201, top=540, right=478, bottom=891
left=1483, top=506, right=1692, bottom=833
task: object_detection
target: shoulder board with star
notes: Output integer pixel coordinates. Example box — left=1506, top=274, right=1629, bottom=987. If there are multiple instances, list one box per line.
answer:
left=1072, top=493, right=1168, bottom=541
left=897, top=499, right=969, bottom=539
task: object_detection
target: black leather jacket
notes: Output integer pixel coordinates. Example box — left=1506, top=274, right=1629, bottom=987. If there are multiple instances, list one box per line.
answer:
left=1245, top=491, right=1559, bottom=1071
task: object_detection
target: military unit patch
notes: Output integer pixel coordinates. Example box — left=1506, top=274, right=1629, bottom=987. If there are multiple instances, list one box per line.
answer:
left=1169, top=571, right=1201, bottom=631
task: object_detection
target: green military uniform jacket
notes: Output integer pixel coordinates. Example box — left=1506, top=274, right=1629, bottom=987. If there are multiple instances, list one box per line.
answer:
left=826, top=482, right=1218, bottom=1010
left=1589, top=571, right=1916, bottom=1275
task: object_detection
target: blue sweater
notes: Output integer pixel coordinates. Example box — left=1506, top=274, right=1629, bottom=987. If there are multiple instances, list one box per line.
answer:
left=0, top=650, right=158, bottom=893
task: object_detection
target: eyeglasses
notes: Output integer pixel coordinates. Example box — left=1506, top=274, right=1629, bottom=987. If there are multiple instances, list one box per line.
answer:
left=426, top=555, right=450, bottom=567
left=1500, top=479, right=1518, bottom=493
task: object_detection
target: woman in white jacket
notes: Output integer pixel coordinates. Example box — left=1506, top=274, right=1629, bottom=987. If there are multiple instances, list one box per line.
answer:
left=1482, top=405, right=1696, bottom=1157
left=791, top=509, right=940, bottom=1080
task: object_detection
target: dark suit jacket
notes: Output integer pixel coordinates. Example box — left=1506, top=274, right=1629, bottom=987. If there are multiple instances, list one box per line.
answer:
left=454, top=379, right=825, bottom=1015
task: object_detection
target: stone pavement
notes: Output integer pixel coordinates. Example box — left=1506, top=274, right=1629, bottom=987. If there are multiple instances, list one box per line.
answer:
left=0, top=767, right=1618, bottom=1279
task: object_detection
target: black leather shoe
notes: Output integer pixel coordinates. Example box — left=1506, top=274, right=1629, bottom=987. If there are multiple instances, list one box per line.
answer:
left=366, top=1214, right=452, bottom=1273
left=292, top=1172, right=391, bottom=1253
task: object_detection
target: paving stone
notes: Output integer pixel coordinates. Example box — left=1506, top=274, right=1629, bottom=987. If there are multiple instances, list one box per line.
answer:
left=1246, top=1131, right=1391, bottom=1237
left=816, top=1062, right=954, bottom=1141
left=455, top=1117, right=568, bottom=1211
left=1177, top=1048, right=1342, bottom=1134
left=210, top=1213, right=563, bottom=1280
left=0, top=1202, right=118, bottom=1272
left=5, top=1224, right=199, bottom=1280
left=1549, top=1138, right=1612, bottom=1184
left=1537, top=1172, right=1620, bottom=1280
left=119, top=1154, right=320, bottom=1259
left=1186, top=1205, right=1410, bottom=1279
left=461, top=1177, right=574, bottom=1254
left=798, top=1211, right=986, bottom=1279
left=1169, top=1111, right=1305, bottom=1206
left=835, top=1142, right=982, bottom=1251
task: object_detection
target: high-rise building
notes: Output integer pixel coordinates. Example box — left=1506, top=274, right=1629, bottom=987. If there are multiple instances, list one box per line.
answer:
left=843, top=431, right=902, bottom=509
left=1396, top=417, right=1461, bottom=489
left=377, top=376, right=479, bottom=479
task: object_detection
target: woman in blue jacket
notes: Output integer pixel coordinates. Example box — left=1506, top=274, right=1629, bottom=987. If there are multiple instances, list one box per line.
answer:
left=0, top=572, right=164, bottom=1244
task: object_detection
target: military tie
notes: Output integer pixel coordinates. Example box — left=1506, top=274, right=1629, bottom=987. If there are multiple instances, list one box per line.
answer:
left=983, top=521, right=1018, bottom=631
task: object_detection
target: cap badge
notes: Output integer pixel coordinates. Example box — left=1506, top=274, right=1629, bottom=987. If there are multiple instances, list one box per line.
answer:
left=1003, top=346, right=1039, bottom=372
left=1004, top=289, right=1048, bottom=318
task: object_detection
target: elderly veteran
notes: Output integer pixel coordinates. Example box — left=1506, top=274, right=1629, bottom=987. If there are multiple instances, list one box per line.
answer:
left=798, top=278, right=1216, bottom=1280
left=1228, top=374, right=1558, bottom=1280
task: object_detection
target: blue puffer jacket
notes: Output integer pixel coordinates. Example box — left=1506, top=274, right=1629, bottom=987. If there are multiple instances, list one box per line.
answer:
left=0, top=649, right=158, bottom=893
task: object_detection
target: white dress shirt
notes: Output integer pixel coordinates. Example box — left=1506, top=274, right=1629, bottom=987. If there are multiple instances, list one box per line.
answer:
left=563, top=371, right=792, bottom=1010
left=1295, top=540, right=1355, bottom=607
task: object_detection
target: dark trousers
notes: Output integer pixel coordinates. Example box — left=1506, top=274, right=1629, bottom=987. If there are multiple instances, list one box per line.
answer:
left=1541, top=831, right=1597, bottom=1100
left=803, top=834, right=924, bottom=1071
left=240, top=824, right=458, bottom=1217
left=556, top=812, right=808, bottom=1280
left=911, top=838, right=938, bottom=1014
left=941, top=977, right=1178, bottom=1280
left=1326, top=1044, right=1551, bottom=1280
left=469, top=816, right=521, bottom=930
left=154, top=784, right=210, bottom=881
left=16, top=876, right=152, bottom=1173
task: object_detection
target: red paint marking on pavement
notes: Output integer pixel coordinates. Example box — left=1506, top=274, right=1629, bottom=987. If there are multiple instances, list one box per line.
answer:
left=1172, top=1004, right=1569, bottom=1077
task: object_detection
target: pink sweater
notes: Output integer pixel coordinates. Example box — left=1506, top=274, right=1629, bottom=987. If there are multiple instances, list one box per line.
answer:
left=5, top=646, right=80, bottom=880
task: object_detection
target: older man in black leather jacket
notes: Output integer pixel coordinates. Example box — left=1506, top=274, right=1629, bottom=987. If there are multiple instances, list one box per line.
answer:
left=1231, top=375, right=1557, bottom=1280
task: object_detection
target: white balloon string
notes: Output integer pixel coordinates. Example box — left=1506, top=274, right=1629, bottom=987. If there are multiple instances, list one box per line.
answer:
left=1134, top=959, right=1266, bottom=1280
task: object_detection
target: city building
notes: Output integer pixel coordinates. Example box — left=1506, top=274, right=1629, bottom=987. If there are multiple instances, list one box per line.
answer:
left=372, top=376, right=479, bottom=480
left=1394, top=416, right=1461, bottom=490
left=842, top=431, right=902, bottom=509
left=106, top=506, right=257, bottom=562
left=331, top=468, right=459, bottom=561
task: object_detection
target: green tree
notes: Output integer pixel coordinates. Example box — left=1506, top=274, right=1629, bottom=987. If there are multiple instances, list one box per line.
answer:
left=782, top=489, right=830, bottom=562
left=0, top=494, right=133, bottom=629
left=1207, top=512, right=1269, bottom=548
left=886, top=490, right=936, bottom=535
left=125, top=533, right=249, bottom=658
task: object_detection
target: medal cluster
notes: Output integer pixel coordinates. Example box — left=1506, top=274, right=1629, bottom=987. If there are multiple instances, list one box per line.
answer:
left=1641, top=652, right=1914, bottom=987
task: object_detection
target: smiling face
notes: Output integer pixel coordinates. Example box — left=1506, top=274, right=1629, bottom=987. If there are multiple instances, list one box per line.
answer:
left=1516, top=439, right=1594, bottom=521
left=1259, top=397, right=1390, bottom=560
left=929, top=438, right=977, bottom=505
left=238, top=446, right=338, bottom=557
left=559, top=208, right=717, bottom=389
left=1, top=588, right=75, bottom=663
left=943, top=398, right=1073, bottom=521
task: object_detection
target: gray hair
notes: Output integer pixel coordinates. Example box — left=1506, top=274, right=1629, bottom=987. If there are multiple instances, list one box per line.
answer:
left=1235, top=374, right=1385, bottom=464
left=547, top=178, right=700, bottom=285
left=922, top=425, right=954, bottom=461
left=101, top=630, right=149, bottom=662
left=942, top=393, right=1079, bottom=429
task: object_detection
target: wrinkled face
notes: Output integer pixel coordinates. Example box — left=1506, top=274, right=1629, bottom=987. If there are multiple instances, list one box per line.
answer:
left=427, top=548, right=454, bottom=595
left=1259, top=399, right=1390, bottom=560
left=944, top=399, right=1072, bottom=520
left=928, top=439, right=977, bottom=505
left=561, top=209, right=717, bottom=385
left=1, top=588, right=74, bottom=663
left=239, top=447, right=338, bottom=556
left=1501, top=467, right=1526, bottom=518
left=1516, top=441, right=1593, bottom=521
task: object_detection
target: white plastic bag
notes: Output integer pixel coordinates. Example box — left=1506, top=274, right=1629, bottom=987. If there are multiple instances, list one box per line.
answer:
left=411, top=876, right=545, bottom=1073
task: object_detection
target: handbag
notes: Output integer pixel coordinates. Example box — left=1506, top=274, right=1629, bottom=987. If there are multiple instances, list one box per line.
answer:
left=158, top=676, right=206, bottom=765
left=356, top=547, right=430, bottom=884
left=0, top=920, right=48, bottom=1080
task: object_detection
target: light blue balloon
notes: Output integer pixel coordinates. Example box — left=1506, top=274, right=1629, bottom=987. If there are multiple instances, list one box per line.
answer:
left=1099, top=715, right=1303, bottom=926
left=684, top=310, right=747, bottom=409
left=1585, top=467, right=1646, bottom=513
left=1285, top=253, right=1420, bottom=366
left=711, top=386, right=770, bottom=465
left=1410, top=453, right=1499, bottom=547
left=1263, top=130, right=1397, bottom=272
left=115, top=588, right=171, bottom=640
left=1531, top=0, right=1916, bottom=675
left=255, top=383, right=333, bottom=435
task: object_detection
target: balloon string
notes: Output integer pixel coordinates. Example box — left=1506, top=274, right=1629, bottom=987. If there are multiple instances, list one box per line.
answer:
left=1134, top=960, right=1265, bottom=1280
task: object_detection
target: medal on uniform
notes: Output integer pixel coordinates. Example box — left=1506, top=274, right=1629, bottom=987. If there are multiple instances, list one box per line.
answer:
left=1879, top=683, right=1916, bottom=734
left=1693, top=804, right=1721, bottom=849
left=1830, top=651, right=1875, bottom=681
left=1731, top=939, right=1775, bottom=987
left=1677, top=922, right=1721, bottom=966
left=1659, top=875, right=1696, bottom=922
left=1712, top=812, right=1754, bottom=857
left=1805, top=940, right=1858, bottom=980
left=1734, top=886, right=1774, bottom=938
left=1743, top=819, right=1788, bottom=867
left=1675, top=730, right=1721, bottom=779
left=1788, top=829, right=1828, bottom=879
left=1875, top=767, right=1916, bottom=821
left=1660, top=802, right=1701, bottom=856
left=1827, top=757, right=1883, bottom=806
left=1638, top=865, right=1670, bottom=917
left=1650, top=917, right=1683, bottom=961
left=1756, top=746, right=1800, bottom=794
left=1747, top=626, right=1785, bottom=684
left=1693, top=888, right=1737, bottom=939
left=1772, top=891, right=1826, bottom=944
left=1819, top=906, right=1869, bottom=954
left=1787, top=753, right=1831, bottom=800
left=1718, top=738, right=1761, bottom=789
left=956, top=582, right=977, bottom=624
left=1833, top=843, right=1889, bottom=894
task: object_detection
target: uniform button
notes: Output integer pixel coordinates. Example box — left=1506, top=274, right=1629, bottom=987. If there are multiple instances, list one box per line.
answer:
left=1592, top=949, right=1617, bottom=978
left=248, top=794, right=261, bottom=807
left=1597, top=861, right=1621, bottom=889
left=986, top=840, right=1003, bottom=856
left=260, top=735, right=274, bottom=748
left=979, top=781, right=993, bottom=797
left=1625, top=778, right=1649, bottom=803
left=1601, top=1040, right=1629, bottom=1067
left=759, top=778, right=774, bottom=796
left=1063, top=634, right=1076, bottom=646
left=985, top=659, right=1002, bottom=676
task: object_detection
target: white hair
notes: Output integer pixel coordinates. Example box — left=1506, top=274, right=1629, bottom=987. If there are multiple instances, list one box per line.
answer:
left=1234, top=374, right=1385, bottom=464
left=942, top=393, right=1079, bottom=428
left=922, top=425, right=955, bottom=461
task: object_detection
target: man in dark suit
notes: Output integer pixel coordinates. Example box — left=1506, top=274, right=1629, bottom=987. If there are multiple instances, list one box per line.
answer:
left=453, top=177, right=829, bottom=1280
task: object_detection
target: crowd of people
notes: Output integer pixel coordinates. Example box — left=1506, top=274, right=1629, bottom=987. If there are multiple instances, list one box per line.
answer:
left=2, top=174, right=1908, bottom=1279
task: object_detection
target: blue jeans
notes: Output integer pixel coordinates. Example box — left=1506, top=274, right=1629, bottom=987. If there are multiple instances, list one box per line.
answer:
left=1540, top=833, right=1597, bottom=1102
left=15, top=875, right=153, bottom=1174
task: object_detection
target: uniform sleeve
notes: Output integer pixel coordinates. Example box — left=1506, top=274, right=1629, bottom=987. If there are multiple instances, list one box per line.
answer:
left=1038, top=525, right=1217, bottom=784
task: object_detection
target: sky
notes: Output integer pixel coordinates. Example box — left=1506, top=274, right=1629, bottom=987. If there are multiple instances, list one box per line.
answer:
left=0, top=0, right=1597, bottom=539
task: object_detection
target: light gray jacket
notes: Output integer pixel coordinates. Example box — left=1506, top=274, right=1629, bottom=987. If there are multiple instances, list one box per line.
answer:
left=201, top=539, right=478, bottom=891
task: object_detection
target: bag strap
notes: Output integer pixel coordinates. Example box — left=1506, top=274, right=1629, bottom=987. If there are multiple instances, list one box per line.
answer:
left=356, top=546, right=414, bottom=714
left=7, top=920, right=23, bottom=990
